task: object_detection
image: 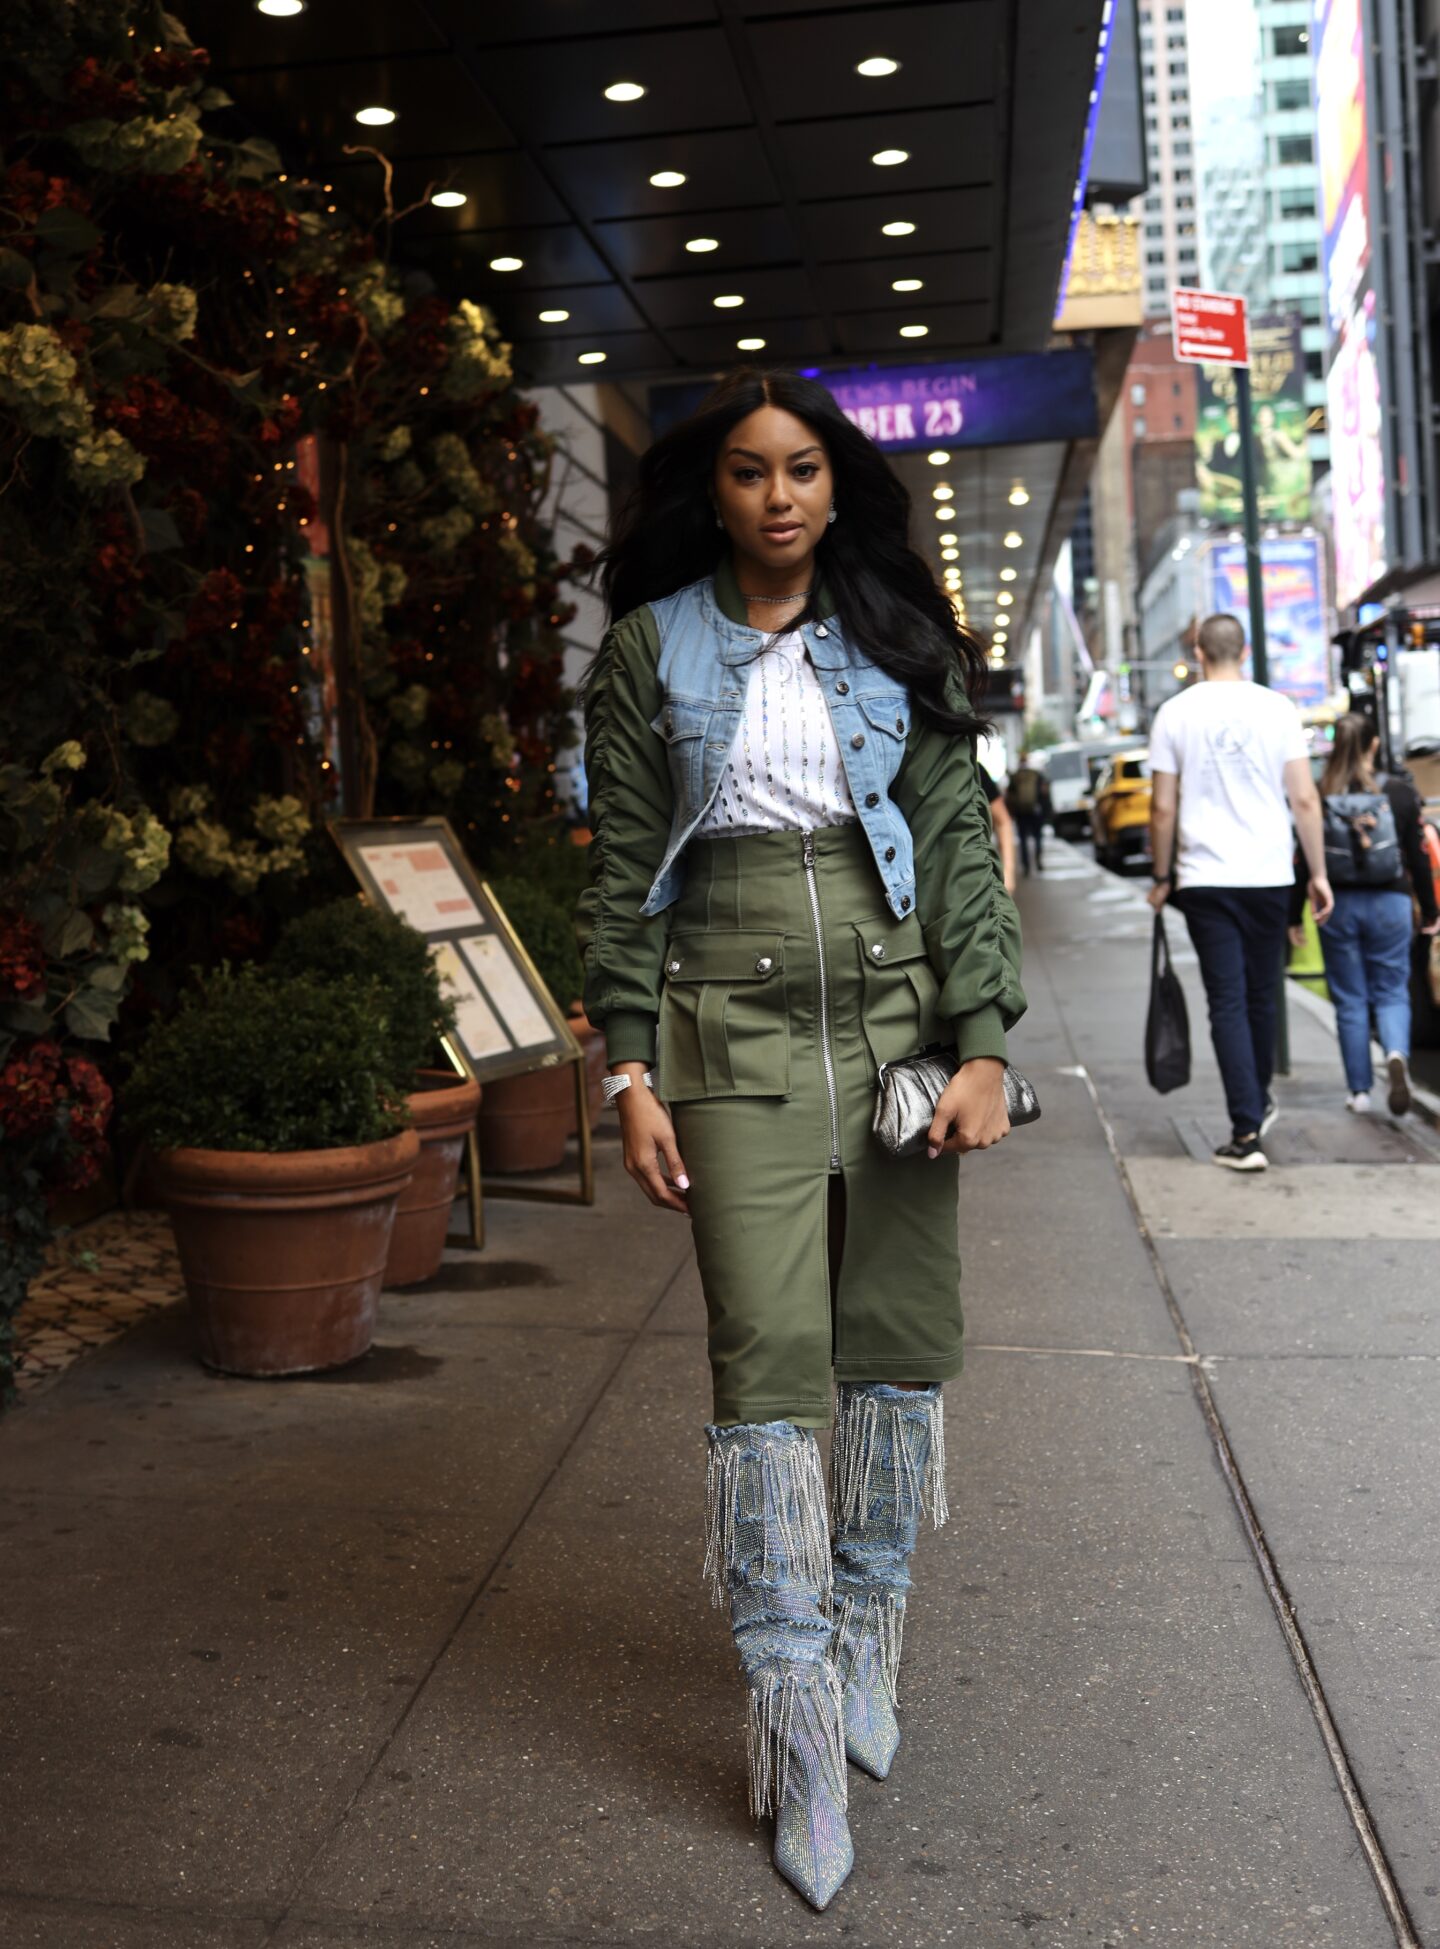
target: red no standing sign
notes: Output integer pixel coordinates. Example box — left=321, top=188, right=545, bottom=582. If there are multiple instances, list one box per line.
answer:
left=1171, top=287, right=1249, bottom=367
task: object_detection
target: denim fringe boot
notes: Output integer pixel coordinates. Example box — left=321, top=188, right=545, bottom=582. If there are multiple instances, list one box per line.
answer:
left=704, top=1421, right=854, bottom=1910
left=830, top=1382, right=949, bottom=1779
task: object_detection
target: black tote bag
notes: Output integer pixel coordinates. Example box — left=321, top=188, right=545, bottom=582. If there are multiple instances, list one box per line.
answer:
left=1145, top=911, right=1191, bottom=1094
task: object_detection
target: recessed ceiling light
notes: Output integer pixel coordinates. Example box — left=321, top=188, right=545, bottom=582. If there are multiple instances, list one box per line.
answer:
left=650, top=170, right=686, bottom=188
left=604, top=81, right=646, bottom=102
left=713, top=293, right=743, bottom=308
left=538, top=309, right=570, bottom=323
left=998, top=592, right=1014, bottom=606
left=354, top=106, right=395, bottom=126
left=431, top=190, right=466, bottom=208
left=928, top=451, right=950, bottom=465
left=1008, top=485, right=1030, bottom=506
left=872, top=148, right=909, bottom=167
left=892, top=278, right=923, bottom=292
left=932, top=505, right=951, bottom=519
left=941, top=548, right=959, bottom=561
left=737, top=337, right=766, bottom=351
left=257, top=0, right=305, bottom=14
left=932, top=484, right=953, bottom=500
left=939, top=531, right=957, bottom=545
left=578, top=351, right=607, bottom=365
left=686, top=237, right=719, bottom=253
left=1003, top=530, right=1023, bottom=548
left=1000, top=567, right=1017, bottom=582
left=882, top=220, right=916, bottom=237
left=900, top=323, right=928, bottom=338
left=489, top=256, right=523, bottom=272
left=857, top=56, right=900, bottom=77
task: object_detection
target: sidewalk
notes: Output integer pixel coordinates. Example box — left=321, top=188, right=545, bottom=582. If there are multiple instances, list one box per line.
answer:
left=3, top=845, right=1437, bottom=1948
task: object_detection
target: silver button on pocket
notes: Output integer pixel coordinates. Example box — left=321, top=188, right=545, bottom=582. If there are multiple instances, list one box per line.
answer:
left=755, top=955, right=773, bottom=974
left=870, top=943, right=886, bottom=961
left=851, top=733, right=865, bottom=749
left=667, top=959, right=682, bottom=974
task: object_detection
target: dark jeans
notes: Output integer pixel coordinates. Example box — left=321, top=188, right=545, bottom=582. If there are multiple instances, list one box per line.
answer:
left=1175, top=885, right=1289, bottom=1139
left=1016, top=811, right=1044, bottom=873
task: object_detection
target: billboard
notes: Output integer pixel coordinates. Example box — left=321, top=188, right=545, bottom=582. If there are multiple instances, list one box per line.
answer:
left=648, top=352, right=1098, bottom=454
left=1205, top=534, right=1332, bottom=708
left=1313, top=0, right=1387, bottom=606
left=1194, top=314, right=1311, bottom=522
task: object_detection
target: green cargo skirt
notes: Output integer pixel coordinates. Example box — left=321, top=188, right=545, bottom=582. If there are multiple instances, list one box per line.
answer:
left=657, top=822, right=965, bottom=1428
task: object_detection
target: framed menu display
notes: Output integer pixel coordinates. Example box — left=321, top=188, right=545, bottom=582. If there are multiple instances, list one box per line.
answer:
left=329, top=816, right=593, bottom=1212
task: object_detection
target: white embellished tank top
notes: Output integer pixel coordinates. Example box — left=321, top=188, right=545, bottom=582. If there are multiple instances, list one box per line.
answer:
left=697, top=630, right=859, bottom=835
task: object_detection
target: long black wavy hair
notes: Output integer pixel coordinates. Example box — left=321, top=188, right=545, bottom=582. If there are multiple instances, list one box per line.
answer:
left=592, top=368, right=989, bottom=734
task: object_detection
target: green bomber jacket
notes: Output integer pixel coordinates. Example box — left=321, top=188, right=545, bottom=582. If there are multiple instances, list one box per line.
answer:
left=573, top=582, right=1027, bottom=1071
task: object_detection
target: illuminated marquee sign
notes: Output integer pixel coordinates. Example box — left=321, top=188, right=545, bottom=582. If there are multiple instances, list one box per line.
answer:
left=813, top=352, right=1098, bottom=453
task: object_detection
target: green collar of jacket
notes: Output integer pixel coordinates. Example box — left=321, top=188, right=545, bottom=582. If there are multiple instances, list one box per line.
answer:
left=713, top=551, right=836, bottom=626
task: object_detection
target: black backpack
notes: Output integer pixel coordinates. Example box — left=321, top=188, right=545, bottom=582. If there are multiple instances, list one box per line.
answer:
left=1322, top=789, right=1401, bottom=887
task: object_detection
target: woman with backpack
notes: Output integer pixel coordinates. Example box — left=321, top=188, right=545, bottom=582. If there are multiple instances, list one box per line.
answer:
left=1293, top=714, right=1440, bottom=1113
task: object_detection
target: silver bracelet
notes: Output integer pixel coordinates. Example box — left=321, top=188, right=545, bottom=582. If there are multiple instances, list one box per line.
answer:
left=600, top=1070, right=655, bottom=1108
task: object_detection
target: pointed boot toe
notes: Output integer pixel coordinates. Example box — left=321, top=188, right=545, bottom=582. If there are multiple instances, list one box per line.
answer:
left=773, top=1787, right=855, bottom=1909
left=842, top=1669, right=900, bottom=1779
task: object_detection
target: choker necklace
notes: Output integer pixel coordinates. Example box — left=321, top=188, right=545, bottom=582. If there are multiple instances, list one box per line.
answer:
left=741, top=589, right=811, bottom=604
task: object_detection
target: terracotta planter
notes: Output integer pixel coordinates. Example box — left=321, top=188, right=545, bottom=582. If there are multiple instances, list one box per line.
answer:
left=385, top=1069, right=482, bottom=1287
left=153, top=1129, right=420, bottom=1377
left=476, top=1061, right=572, bottom=1174
left=565, top=1008, right=608, bottom=1135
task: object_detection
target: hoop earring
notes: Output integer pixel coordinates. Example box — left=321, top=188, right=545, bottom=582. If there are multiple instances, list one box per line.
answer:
left=826, top=505, right=837, bottom=525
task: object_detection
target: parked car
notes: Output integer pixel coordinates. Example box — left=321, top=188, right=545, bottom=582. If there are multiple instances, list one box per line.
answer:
left=1090, top=750, right=1153, bottom=871
left=1039, top=738, right=1145, bottom=840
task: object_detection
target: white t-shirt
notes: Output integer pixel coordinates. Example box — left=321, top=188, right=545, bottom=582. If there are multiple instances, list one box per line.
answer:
left=697, top=631, right=858, bottom=835
left=1147, top=679, right=1307, bottom=889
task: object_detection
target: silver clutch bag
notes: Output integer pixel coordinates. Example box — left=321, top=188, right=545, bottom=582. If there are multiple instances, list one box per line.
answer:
left=872, top=1045, right=1040, bottom=1158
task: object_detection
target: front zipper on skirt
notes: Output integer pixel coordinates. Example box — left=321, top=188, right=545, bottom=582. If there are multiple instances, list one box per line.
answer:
left=801, top=829, right=843, bottom=1170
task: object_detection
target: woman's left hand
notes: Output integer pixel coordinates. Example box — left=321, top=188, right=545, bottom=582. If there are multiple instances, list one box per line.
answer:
left=927, top=1056, right=1010, bottom=1157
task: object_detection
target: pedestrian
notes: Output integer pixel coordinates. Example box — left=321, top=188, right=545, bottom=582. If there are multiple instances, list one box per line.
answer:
left=981, top=762, right=1019, bottom=893
left=1147, top=612, right=1334, bottom=1171
left=1005, top=749, right=1050, bottom=874
left=574, top=368, right=1025, bottom=1909
left=1290, top=713, right=1440, bottom=1114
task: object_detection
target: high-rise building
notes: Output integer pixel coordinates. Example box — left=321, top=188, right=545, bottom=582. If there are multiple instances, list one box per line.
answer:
left=1137, top=0, right=1198, bottom=316
left=1198, top=2, right=1327, bottom=467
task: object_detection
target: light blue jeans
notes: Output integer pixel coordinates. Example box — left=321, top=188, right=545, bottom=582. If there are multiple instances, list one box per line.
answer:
left=1320, top=889, right=1413, bottom=1092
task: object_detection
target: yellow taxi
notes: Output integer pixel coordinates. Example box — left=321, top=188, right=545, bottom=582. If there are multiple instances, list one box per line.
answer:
left=1089, top=749, right=1153, bottom=872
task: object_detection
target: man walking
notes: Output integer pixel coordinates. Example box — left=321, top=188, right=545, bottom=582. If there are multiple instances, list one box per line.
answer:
left=1006, top=751, right=1050, bottom=876
left=1148, top=614, right=1334, bottom=1171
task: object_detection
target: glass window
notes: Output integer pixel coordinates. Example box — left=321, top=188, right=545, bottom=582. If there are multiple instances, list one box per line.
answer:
left=1274, top=77, right=1311, bottom=111
left=1131, top=382, right=1147, bottom=404
left=1273, top=24, right=1308, bottom=56
left=1277, top=133, right=1313, bottom=164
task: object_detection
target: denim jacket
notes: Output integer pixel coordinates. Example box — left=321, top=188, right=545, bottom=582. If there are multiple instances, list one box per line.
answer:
left=642, top=565, right=919, bottom=920
left=575, top=557, right=1025, bottom=1068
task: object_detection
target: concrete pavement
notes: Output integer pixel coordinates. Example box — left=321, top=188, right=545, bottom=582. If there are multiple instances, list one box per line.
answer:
left=2, top=844, right=1436, bottom=1946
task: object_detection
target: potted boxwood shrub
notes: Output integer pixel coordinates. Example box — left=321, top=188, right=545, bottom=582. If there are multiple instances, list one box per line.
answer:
left=124, top=965, right=419, bottom=1377
left=480, top=876, right=594, bottom=1171
left=269, top=899, right=479, bottom=1286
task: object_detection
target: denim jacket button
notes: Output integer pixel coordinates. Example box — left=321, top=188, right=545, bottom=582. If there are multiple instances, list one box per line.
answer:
left=896, top=716, right=905, bottom=733
left=885, top=846, right=896, bottom=862
left=836, top=679, right=850, bottom=695
left=814, top=623, right=829, bottom=638
left=851, top=733, right=865, bottom=749
left=865, top=791, right=879, bottom=808
left=901, top=895, right=911, bottom=911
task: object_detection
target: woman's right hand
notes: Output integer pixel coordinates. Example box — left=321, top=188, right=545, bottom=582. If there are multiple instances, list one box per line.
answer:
left=616, top=1071, right=690, bottom=1212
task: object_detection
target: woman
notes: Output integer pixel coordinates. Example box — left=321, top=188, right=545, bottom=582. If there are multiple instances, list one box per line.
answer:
left=574, top=369, right=1025, bottom=1909
left=981, top=763, right=1019, bottom=893
left=1292, top=714, right=1439, bottom=1113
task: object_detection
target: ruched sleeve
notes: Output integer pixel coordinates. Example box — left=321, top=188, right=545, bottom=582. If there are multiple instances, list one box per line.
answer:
left=573, top=606, right=675, bottom=1067
left=890, top=683, right=1026, bottom=1065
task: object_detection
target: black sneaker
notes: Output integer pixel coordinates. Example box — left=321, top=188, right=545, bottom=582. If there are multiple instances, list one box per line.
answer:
left=1387, top=1054, right=1412, bottom=1117
left=1259, top=1093, right=1279, bottom=1138
left=1213, top=1137, right=1268, bottom=1172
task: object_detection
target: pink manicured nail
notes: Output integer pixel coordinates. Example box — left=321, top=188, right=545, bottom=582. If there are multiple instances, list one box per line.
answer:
left=677, top=1174, right=690, bottom=1190
left=926, top=1145, right=940, bottom=1160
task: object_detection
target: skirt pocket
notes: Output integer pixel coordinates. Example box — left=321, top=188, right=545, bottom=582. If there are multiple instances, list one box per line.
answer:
left=657, top=928, right=791, bottom=1102
left=852, top=913, right=945, bottom=1080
